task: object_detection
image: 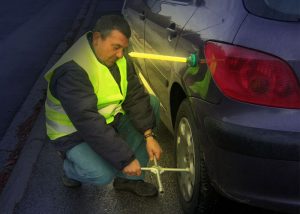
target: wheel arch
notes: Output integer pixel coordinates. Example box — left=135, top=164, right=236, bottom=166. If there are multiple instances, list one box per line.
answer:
left=170, top=82, right=187, bottom=128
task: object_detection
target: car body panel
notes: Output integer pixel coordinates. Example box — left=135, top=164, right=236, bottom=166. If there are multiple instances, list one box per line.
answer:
left=123, top=0, right=300, bottom=212
left=176, top=0, right=248, bottom=104
left=190, top=95, right=300, bottom=213
left=144, top=1, right=196, bottom=113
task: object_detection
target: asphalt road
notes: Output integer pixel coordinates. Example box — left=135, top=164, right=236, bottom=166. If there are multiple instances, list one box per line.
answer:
left=13, top=121, right=284, bottom=214
left=13, top=122, right=184, bottom=214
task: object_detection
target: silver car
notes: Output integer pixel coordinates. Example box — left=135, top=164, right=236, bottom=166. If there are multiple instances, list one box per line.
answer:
left=122, top=0, right=300, bottom=213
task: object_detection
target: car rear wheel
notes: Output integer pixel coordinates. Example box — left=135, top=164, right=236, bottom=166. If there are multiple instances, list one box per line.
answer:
left=175, top=99, right=217, bottom=214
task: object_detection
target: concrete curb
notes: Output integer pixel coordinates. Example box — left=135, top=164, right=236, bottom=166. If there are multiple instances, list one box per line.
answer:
left=0, top=0, right=98, bottom=213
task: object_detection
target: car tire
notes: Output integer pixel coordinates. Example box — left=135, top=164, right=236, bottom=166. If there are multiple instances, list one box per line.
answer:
left=175, top=99, right=217, bottom=214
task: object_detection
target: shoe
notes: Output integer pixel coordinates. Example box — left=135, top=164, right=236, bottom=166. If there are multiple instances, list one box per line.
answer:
left=62, top=174, right=81, bottom=188
left=113, top=177, right=158, bottom=197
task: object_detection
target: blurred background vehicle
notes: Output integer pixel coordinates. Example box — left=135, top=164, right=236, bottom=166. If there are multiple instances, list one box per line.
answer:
left=122, top=0, right=300, bottom=213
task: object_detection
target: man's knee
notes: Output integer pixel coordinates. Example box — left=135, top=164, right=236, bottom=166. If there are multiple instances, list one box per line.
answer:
left=85, top=169, right=116, bottom=185
left=90, top=173, right=115, bottom=185
left=64, top=157, right=117, bottom=185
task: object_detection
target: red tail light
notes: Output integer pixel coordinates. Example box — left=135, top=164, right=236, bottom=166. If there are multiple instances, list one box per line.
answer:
left=204, top=41, right=300, bottom=109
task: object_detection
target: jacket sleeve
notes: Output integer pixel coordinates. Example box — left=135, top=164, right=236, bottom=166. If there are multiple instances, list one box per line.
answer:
left=50, top=61, right=135, bottom=170
left=121, top=57, right=157, bottom=133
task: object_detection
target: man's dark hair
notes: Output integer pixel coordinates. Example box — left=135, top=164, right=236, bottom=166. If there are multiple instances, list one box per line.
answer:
left=93, top=15, right=131, bottom=39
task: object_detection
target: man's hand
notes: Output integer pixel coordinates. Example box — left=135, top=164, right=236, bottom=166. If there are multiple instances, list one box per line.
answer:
left=122, top=159, right=141, bottom=176
left=146, top=136, right=163, bottom=161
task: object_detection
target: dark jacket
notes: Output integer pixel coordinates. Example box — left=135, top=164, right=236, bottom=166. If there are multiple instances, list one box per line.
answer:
left=48, top=42, right=156, bottom=170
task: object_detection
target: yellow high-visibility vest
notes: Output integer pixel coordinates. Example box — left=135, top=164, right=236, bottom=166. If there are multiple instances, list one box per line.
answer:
left=44, top=32, right=127, bottom=140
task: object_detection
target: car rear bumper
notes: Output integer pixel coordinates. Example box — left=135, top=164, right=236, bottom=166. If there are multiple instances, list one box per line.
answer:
left=205, top=118, right=300, bottom=161
left=191, top=97, right=300, bottom=213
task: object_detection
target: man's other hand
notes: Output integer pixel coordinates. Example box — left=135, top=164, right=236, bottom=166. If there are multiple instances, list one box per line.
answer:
left=146, top=137, right=163, bottom=161
left=122, top=159, right=141, bottom=176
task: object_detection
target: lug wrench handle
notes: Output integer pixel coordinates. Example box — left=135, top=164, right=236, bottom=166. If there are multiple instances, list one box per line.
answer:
left=141, top=157, right=191, bottom=193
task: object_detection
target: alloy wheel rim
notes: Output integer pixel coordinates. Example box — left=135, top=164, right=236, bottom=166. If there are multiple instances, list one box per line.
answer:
left=176, top=117, right=196, bottom=201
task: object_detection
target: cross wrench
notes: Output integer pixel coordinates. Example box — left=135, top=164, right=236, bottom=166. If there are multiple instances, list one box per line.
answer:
left=141, top=157, right=190, bottom=193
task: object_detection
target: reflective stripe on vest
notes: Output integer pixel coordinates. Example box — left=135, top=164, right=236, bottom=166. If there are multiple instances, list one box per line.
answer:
left=98, top=104, right=122, bottom=117
left=46, top=98, right=66, bottom=114
left=44, top=32, right=127, bottom=140
left=46, top=118, right=76, bottom=135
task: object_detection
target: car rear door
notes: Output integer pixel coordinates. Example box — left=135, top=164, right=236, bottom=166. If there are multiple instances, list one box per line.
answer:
left=143, top=0, right=197, bottom=109
left=122, top=0, right=148, bottom=78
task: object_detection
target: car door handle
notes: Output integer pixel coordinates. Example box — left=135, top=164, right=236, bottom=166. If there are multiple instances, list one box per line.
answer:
left=166, top=23, right=177, bottom=41
left=166, top=27, right=177, bottom=33
left=139, top=12, right=145, bottom=20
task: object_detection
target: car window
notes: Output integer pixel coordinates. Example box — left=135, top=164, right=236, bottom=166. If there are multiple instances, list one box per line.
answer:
left=145, top=0, right=195, bottom=28
left=146, top=0, right=194, bottom=12
left=243, top=0, right=300, bottom=22
left=125, top=0, right=148, bottom=13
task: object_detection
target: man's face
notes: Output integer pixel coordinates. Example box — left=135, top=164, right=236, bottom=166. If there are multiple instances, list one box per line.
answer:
left=92, top=30, right=129, bottom=67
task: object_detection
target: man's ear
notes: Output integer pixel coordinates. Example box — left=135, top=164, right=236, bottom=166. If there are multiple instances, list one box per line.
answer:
left=92, top=32, right=101, bottom=44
